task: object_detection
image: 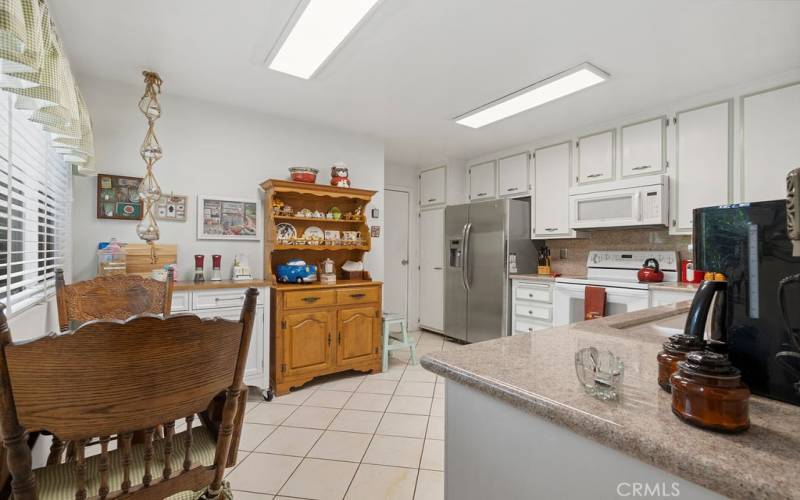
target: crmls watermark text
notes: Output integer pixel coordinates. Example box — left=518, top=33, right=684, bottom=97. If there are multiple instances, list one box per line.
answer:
left=617, top=482, right=681, bottom=497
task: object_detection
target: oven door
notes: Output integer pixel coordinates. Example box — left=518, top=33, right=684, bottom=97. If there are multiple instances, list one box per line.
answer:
left=553, top=283, right=651, bottom=326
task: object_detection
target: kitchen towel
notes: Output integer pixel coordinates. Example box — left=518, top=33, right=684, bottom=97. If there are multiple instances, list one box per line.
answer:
left=584, top=286, right=607, bottom=320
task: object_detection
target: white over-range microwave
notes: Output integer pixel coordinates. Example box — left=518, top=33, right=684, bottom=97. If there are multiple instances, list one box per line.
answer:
left=568, top=174, right=669, bottom=229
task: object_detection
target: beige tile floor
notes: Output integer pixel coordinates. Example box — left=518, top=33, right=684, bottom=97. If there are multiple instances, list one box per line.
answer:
left=226, top=330, right=455, bottom=500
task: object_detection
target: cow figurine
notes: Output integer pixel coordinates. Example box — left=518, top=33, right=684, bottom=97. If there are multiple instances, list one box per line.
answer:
left=330, top=163, right=351, bottom=188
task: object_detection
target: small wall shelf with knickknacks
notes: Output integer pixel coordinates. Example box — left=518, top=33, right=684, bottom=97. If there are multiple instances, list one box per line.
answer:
left=260, top=179, right=377, bottom=285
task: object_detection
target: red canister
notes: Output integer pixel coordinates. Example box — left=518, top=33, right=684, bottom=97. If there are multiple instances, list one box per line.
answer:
left=681, top=259, right=703, bottom=283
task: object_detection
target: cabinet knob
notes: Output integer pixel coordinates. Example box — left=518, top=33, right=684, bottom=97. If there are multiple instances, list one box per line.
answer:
left=587, top=173, right=603, bottom=178
left=632, top=165, right=651, bottom=171
left=507, top=187, right=518, bottom=192
left=302, top=296, right=321, bottom=303
left=350, top=293, right=366, bottom=299
left=477, top=192, right=487, bottom=197
left=428, top=198, right=436, bottom=202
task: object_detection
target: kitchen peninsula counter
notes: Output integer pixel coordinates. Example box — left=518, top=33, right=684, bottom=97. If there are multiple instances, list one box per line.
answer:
left=421, top=303, right=800, bottom=500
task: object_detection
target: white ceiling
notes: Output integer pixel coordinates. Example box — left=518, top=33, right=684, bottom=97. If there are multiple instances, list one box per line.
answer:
left=49, top=0, right=800, bottom=168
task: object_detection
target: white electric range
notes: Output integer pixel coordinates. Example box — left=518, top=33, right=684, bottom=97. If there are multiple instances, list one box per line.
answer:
left=553, top=250, right=679, bottom=326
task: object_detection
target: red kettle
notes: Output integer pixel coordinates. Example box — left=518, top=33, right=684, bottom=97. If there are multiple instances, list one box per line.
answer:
left=638, top=258, right=664, bottom=283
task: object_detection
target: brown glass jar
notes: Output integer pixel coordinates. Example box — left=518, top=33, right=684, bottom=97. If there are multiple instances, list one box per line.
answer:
left=670, top=351, right=750, bottom=433
left=657, top=334, right=706, bottom=392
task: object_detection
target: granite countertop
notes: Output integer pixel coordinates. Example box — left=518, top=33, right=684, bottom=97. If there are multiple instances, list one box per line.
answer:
left=421, top=304, right=800, bottom=500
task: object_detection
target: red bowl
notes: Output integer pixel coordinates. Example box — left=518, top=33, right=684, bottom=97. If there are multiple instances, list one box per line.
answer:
left=289, top=167, right=318, bottom=183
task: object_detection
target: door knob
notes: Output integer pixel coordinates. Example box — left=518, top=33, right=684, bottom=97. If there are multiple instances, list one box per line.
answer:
left=401, top=259, right=409, bottom=265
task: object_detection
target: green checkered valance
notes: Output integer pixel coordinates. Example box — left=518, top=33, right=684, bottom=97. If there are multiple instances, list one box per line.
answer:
left=0, top=0, right=95, bottom=175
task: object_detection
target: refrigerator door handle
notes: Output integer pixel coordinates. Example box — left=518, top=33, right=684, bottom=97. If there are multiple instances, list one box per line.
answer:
left=459, top=223, right=469, bottom=290
left=463, top=222, right=473, bottom=291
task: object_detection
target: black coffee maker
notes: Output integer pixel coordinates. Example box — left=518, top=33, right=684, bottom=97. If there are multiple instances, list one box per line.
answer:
left=687, top=194, right=800, bottom=406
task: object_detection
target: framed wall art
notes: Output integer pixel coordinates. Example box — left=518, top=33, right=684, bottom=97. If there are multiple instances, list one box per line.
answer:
left=96, top=174, right=143, bottom=220
left=197, top=195, right=259, bottom=240
left=156, top=193, right=188, bottom=222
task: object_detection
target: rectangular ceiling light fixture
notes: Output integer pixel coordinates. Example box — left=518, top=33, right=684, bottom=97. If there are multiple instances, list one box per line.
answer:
left=268, top=0, right=381, bottom=79
left=455, top=63, right=610, bottom=128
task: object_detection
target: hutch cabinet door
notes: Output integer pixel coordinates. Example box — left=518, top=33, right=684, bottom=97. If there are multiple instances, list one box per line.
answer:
left=337, top=306, right=379, bottom=366
left=283, top=310, right=334, bottom=376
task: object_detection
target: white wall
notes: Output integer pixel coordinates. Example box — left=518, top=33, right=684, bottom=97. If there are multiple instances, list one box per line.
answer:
left=72, top=77, right=385, bottom=282
left=385, top=165, right=420, bottom=329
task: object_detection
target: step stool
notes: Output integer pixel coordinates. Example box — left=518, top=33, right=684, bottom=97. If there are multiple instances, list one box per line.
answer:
left=382, top=312, right=418, bottom=371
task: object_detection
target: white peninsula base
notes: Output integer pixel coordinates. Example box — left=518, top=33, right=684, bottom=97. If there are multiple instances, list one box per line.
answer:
left=444, top=381, right=725, bottom=500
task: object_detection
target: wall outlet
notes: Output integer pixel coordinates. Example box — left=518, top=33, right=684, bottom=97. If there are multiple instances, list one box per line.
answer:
left=559, top=248, right=568, bottom=260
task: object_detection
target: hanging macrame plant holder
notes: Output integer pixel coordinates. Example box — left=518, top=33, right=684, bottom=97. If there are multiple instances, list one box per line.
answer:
left=136, top=71, right=163, bottom=263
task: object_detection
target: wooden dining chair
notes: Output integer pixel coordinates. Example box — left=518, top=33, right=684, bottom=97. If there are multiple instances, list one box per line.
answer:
left=55, top=268, right=175, bottom=332
left=0, top=288, right=259, bottom=500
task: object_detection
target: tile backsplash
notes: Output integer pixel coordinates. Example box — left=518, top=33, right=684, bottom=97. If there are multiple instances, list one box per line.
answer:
left=540, top=228, right=692, bottom=276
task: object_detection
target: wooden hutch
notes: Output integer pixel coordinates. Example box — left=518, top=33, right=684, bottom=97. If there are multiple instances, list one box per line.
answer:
left=261, top=179, right=383, bottom=396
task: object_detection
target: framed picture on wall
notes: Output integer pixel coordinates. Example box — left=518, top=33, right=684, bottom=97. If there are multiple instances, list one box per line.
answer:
left=96, top=173, right=143, bottom=220
left=197, top=195, right=259, bottom=240
left=156, top=193, right=188, bottom=222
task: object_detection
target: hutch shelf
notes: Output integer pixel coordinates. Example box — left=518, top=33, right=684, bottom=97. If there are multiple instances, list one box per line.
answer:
left=261, top=179, right=383, bottom=396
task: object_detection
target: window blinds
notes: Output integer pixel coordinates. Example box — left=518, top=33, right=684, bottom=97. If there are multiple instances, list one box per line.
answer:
left=0, top=91, right=71, bottom=315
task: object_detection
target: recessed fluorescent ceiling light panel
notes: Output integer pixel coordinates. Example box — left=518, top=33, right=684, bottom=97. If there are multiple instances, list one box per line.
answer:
left=268, top=0, right=380, bottom=79
left=455, top=63, right=610, bottom=128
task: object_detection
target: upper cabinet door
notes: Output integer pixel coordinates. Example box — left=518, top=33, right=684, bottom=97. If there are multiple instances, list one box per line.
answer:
left=419, top=166, right=446, bottom=207
left=621, top=117, right=666, bottom=177
left=674, top=101, right=732, bottom=233
left=576, top=130, right=615, bottom=184
left=497, top=153, right=529, bottom=196
left=469, top=161, right=496, bottom=201
left=533, top=142, right=572, bottom=239
left=742, top=82, right=800, bottom=202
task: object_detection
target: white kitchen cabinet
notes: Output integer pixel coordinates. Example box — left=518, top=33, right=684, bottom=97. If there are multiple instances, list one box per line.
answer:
left=621, top=117, right=666, bottom=177
left=576, top=130, right=615, bottom=184
left=497, top=153, right=529, bottom=197
left=419, top=208, right=444, bottom=331
left=533, top=142, right=573, bottom=239
left=419, top=165, right=446, bottom=207
left=511, top=280, right=554, bottom=334
left=194, top=305, right=266, bottom=388
left=673, top=101, right=732, bottom=234
left=469, top=161, right=497, bottom=201
left=742, top=82, right=800, bottom=202
left=174, top=284, right=270, bottom=396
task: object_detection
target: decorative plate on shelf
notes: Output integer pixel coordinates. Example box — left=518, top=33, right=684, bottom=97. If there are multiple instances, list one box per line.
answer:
left=303, top=226, right=324, bottom=240
left=276, top=222, right=296, bottom=242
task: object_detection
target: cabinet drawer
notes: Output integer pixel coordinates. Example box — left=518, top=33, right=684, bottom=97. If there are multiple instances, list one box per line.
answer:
left=514, top=319, right=551, bottom=335
left=515, top=304, right=552, bottom=322
left=337, top=287, right=380, bottom=305
left=170, top=291, right=190, bottom=313
left=193, top=288, right=265, bottom=310
left=515, top=283, right=552, bottom=303
left=284, top=289, right=336, bottom=309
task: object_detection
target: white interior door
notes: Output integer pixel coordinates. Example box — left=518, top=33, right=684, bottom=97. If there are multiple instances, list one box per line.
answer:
left=384, top=189, right=410, bottom=317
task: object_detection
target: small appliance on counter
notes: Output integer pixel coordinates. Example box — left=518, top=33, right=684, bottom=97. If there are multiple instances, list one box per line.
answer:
left=210, top=254, right=223, bottom=281
left=193, top=254, right=205, bottom=283
left=637, top=258, right=664, bottom=283
left=277, top=259, right=317, bottom=283
left=690, top=199, right=800, bottom=406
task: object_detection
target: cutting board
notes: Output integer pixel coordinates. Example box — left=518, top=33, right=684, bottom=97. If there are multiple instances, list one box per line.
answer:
left=125, top=243, right=177, bottom=277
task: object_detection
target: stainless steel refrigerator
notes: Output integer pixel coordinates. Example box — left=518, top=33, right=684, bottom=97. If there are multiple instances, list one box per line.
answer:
left=444, top=198, right=536, bottom=343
